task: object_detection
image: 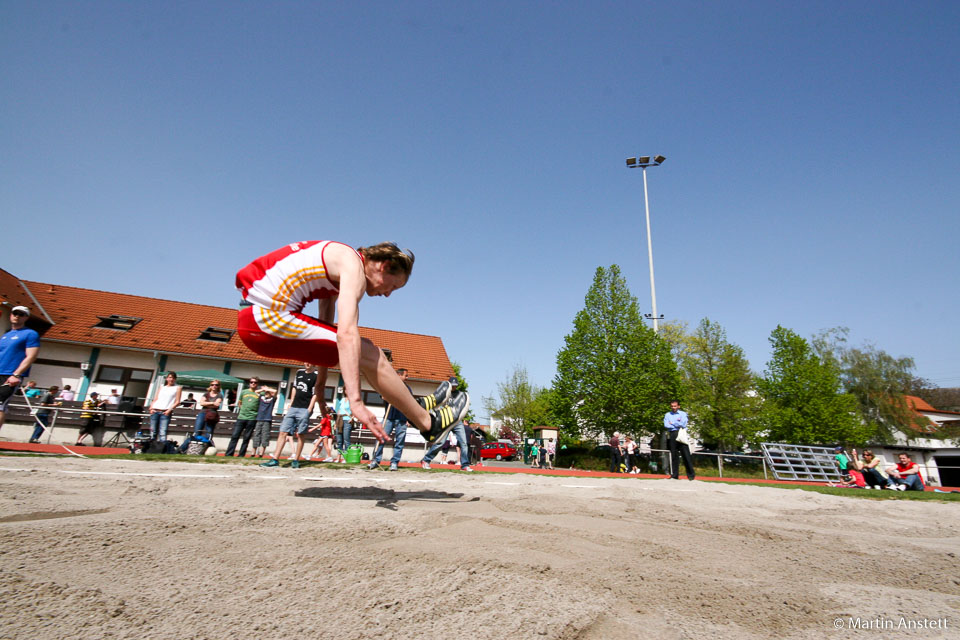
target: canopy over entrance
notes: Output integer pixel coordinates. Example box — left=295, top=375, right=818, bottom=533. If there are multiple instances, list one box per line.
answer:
left=168, top=369, right=246, bottom=390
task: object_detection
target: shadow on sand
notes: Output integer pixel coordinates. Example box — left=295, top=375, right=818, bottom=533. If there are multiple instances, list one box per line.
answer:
left=294, top=486, right=479, bottom=510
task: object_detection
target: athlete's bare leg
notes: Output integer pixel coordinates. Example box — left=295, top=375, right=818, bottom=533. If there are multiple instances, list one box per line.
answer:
left=358, top=338, right=431, bottom=432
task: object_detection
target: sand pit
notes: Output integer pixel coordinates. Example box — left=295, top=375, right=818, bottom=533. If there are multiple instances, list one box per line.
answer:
left=1, top=456, right=957, bottom=639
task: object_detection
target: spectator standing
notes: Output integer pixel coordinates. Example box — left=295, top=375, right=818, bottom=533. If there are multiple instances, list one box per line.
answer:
left=262, top=364, right=318, bottom=468
left=664, top=401, right=696, bottom=481
left=888, top=453, right=924, bottom=491
left=333, top=388, right=353, bottom=462
left=307, top=412, right=335, bottom=461
left=608, top=432, right=622, bottom=473
left=56, top=385, right=75, bottom=402
left=147, top=372, right=182, bottom=444
left=530, top=441, right=540, bottom=468
left=75, top=392, right=105, bottom=446
left=195, top=381, right=223, bottom=437
left=178, top=381, right=224, bottom=454
left=833, top=445, right=851, bottom=473
left=29, top=385, right=60, bottom=443
left=624, top=437, right=637, bottom=474
left=225, top=377, right=263, bottom=457
left=251, top=386, right=278, bottom=458
left=368, top=368, right=414, bottom=471
left=421, top=418, right=473, bottom=471
left=544, top=437, right=556, bottom=470
left=0, top=305, right=41, bottom=432
left=105, top=389, right=121, bottom=406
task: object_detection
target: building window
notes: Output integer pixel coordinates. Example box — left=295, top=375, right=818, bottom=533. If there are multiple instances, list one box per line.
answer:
left=198, top=327, right=235, bottom=343
left=96, top=366, right=153, bottom=384
left=363, top=391, right=385, bottom=407
left=93, top=315, right=142, bottom=331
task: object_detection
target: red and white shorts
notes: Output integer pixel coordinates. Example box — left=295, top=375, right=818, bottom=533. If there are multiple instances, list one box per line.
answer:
left=235, top=241, right=357, bottom=367
left=237, top=305, right=339, bottom=367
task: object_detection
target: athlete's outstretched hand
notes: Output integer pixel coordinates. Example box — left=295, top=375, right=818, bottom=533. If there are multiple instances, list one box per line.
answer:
left=353, top=403, right=390, bottom=443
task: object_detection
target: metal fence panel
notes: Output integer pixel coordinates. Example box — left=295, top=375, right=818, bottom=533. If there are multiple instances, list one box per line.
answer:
left=761, top=443, right=844, bottom=482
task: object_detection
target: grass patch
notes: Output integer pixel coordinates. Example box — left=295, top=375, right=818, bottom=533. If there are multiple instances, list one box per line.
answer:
left=715, top=480, right=960, bottom=502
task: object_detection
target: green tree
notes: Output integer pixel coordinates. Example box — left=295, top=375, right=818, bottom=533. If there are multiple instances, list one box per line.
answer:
left=756, top=326, right=866, bottom=444
left=482, top=364, right=547, bottom=438
left=812, top=328, right=931, bottom=442
left=553, top=265, right=681, bottom=441
left=680, top=318, right=761, bottom=450
left=450, top=361, right=472, bottom=423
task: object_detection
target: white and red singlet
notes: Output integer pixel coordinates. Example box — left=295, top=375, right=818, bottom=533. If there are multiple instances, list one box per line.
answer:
left=235, top=240, right=362, bottom=366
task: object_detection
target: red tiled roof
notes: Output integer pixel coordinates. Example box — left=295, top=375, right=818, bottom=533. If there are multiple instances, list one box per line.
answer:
left=0, top=269, right=53, bottom=328
left=22, top=280, right=454, bottom=383
left=904, top=395, right=937, bottom=412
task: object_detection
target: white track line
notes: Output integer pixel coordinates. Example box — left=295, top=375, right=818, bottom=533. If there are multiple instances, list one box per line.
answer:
left=561, top=484, right=600, bottom=488
left=0, top=467, right=30, bottom=472
left=59, top=471, right=232, bottom=479
left=487, top=481, right=521, bottom=485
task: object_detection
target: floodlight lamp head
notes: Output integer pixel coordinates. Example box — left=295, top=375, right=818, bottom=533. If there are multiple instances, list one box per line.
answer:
left=638, top=156, right=651, bottom=165
left=654, top=155, right=666, bottom=165
left=626, top=157, right=637, bottom=167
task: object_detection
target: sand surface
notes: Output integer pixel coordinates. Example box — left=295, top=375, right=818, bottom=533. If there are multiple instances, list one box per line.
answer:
left=1, top=456, right=957, bottom=639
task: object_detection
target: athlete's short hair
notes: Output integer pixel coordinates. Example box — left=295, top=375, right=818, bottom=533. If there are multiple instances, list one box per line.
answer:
left=358, top=242, right=415, bottom=277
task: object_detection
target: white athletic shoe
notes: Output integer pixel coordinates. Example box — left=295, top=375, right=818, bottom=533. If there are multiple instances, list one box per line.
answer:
left=421, top=461, right=431, bottom=470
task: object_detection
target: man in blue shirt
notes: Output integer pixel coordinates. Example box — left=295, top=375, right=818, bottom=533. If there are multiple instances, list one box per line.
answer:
left=0, top=305, right=41, bottom=431
left=664, top=400, right=695, bottom=481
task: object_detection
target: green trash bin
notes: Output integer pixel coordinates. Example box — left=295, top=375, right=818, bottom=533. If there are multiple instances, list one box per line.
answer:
left=343, top=444, right=364, bottom=464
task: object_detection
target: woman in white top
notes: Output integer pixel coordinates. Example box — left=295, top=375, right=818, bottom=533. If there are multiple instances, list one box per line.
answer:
left=148, top=372, right=182, bottom=443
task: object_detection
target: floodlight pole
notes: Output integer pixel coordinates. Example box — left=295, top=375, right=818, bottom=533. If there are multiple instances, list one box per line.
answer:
left=626, top=155, right=665, bottom=333
left=641, top=166, right=659, bottom=333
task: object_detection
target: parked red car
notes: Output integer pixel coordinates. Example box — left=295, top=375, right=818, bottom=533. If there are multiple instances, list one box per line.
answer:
left=480, top=441, right=518, bottom=461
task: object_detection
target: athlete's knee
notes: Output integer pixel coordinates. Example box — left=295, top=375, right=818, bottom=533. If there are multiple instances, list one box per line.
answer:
left=359, top=338, right=388, bottom=369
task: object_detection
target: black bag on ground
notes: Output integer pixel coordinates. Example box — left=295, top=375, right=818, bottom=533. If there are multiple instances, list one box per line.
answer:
left=144, top=440, right=178, bottom=454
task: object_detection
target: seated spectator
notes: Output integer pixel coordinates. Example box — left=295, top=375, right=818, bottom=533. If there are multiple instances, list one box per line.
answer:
left=105, top=389, right=121, bottom=406
left=22, top=380, right=43, bottom=400
left=56, top=385, right=75, bottom=402
left=851, top=449, right=897, bottom=490
left=179, top=393, right=197, bottom=408
left=829, top=473, right=866, bottom=489
left=887, top=452, right=924, bottom=491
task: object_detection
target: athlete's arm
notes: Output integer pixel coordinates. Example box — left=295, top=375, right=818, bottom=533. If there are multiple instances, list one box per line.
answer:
left=325, top=245, right=387, bottom=442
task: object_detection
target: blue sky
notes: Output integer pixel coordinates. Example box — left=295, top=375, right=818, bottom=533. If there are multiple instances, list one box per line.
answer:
left=3, top=1, right=958, bottom=420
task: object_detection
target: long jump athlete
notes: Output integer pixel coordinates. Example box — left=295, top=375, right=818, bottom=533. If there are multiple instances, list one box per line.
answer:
left=235, top=240, right=468, bottom=447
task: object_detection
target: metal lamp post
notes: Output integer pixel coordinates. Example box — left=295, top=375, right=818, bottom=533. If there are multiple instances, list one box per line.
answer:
left=625, top=155, right=666, bottom=332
